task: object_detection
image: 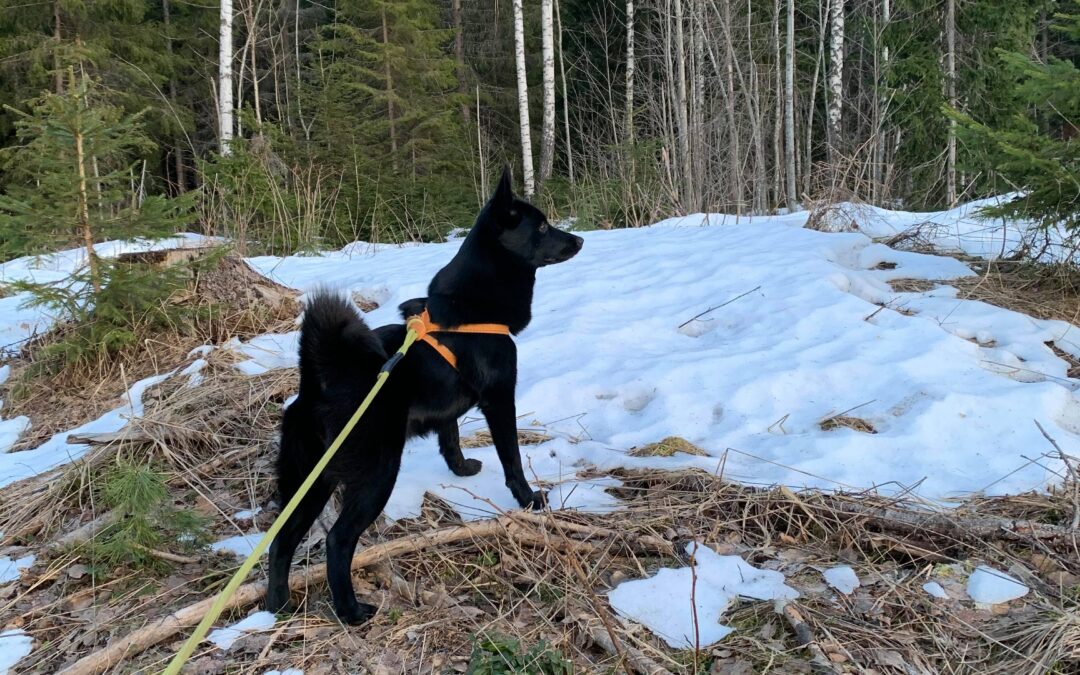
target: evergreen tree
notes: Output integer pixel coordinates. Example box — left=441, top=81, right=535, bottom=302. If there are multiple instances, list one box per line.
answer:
left=951, top=12, right=1080, bottom=232
left=0, top=70, right=192, bottom=276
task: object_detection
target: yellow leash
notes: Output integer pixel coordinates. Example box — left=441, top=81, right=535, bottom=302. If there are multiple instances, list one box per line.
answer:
left=162, top=323, right=420, bottom=675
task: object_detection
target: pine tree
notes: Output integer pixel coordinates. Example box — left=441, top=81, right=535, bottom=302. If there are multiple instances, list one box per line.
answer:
left=950, top=12, right=1080, bottom=232
left=0, top=70, right=192, bottom=274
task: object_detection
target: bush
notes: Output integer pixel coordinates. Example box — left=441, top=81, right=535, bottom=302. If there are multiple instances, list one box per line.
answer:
left=466, top=633, right=573, bottom=675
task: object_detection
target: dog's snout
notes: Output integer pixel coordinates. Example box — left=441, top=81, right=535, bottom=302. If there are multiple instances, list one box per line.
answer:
left=571, top=235, right=584, bottom=251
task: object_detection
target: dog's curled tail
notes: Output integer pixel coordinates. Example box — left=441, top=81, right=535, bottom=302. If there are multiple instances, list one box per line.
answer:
left=298, top=290, right=388, bottom=397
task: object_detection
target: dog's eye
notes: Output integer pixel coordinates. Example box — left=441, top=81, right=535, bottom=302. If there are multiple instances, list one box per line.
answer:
left=539, top=222, right=548, bottom=233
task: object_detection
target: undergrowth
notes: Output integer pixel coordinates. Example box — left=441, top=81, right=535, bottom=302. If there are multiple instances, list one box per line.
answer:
left=467, top=633, right=574, bottom=675
left=86, top=457, right=209, bottom=572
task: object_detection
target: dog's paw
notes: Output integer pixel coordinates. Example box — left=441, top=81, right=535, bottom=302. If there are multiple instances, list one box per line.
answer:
left=264, top=591, right=293, bottom=616
left=524, top=489, right=547, bottom=511
left=337, top=601, right=378, bottom=626
left=451, top=458, right=483, bottom=477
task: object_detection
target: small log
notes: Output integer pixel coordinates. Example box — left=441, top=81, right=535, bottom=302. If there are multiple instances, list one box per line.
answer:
left=778, top=602, right=843, bottom=674
left=830, top=501, right=1077, bottom=543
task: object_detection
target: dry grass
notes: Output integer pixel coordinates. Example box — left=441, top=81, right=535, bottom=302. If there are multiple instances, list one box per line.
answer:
left=819, top=415, right=877, bottom=434
left=629, top=436, right=709, bottom=457
left=0, top=255, right=299, bottom=451
left=952, top=259, right=1080, bottom=327
left=2, top=351, right=1078, bottom=674
left=460, top=429, right=553, bottom=449
left=889, top=278, right=940, bottom=293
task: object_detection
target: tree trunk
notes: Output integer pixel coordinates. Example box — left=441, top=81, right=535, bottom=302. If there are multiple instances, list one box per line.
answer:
left=539, top=0, right=556, bottom=183
left=247, top=1, right=262, bottom=127
left=673, top=0, right=692, bottom=210
left=826, top=0, right=845, bottom=167
left=382, top=7, right=398, bottom=171
left=513, top=0, right=535, bottom=196
left=784, top=0, right=797, bottom=209
left=556, top=0, right=574, bottom=184
left=218, top=0, right=234, bottom=155
left=873, top=0, right=891, bottom=202
left=945, top=0, right=957, bottom=206
left=163, top=0, right=186, bottom=192
left=453, top=0, right=469, bottom=127
left=625, top=0, right=635, bottom=150
left=53, top=2, right=63, bottom=94
left=721, top=0, right=742, bottom=215
left=72, top=72, right=101, bottom=294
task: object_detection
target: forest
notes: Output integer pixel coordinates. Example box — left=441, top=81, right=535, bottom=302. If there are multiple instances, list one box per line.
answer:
left=1, top=0, right=1078, bottom=260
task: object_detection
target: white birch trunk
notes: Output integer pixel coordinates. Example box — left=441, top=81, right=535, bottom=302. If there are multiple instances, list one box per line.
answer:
left=219, top=0, right=234, bottom=155
left=674, top=0, right=692, bottom=210
left=784, top=0, right=797, bottom=209
left=945, top=0, right=957, bottom=206
left=539, top=0, right=556, bottom=182
left=826, top=0, right=845, bottom=164
left=625, top=0, right=635, bottom=147
left=513, top=0, right=535, bottom=197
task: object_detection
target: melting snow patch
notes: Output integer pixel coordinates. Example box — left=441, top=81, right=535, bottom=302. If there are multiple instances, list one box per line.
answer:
left=607, top=542, right=798, bottom=648
left=206, top=611, right=277, bottom=650
left=233, top=507, right=262, bottom=521
left=211, top=533, right=268, bottom=558
left=0, top=417, right=29, bottom=454
left=0, top=629, right=32, bottom=674
left=922, top=581, right=948, bottom=599
left=822, top=566, right=860, bottom=595
left=966, top=565, right=1029, bottom=604
left=0, top=554, right=34, bottom=583
left=263, top=670, right=303, bottom=675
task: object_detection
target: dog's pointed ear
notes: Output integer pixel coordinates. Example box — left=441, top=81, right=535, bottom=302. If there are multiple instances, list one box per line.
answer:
left=491, top=165, right=514, bottom=208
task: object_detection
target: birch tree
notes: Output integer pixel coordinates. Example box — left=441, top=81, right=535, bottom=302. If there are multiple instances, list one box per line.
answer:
left=625, top=0, right=635, bottom=148
left=784, top=0, right=797, bottom=208
left=826, top=0, right=845, bottom=166
left=219, top=0, right=234, bottom=155
left=513, top=0, right=535, bottom=196
left=945, top=0, right=957, bottom=206
left=539, top=0, right=556, bottom=183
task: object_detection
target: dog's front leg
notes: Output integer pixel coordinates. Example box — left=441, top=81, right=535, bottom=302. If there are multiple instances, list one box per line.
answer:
left=480, top=400, right=545, bottom=510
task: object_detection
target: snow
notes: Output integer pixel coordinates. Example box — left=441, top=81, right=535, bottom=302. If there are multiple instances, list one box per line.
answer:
left=242, top=206, right=1080, bottom=515
left=822, top=566, right=860, bottom=595
left=922, top=581, right=948, bottom=599
left=1, top=201, right=1079, bottom=514
left=0, top=554, right=34, bottom=583
left=0, top=417, right=29, bottom=454
left=233, top=507, right=262, bottom=520
left=0, top=370, right=173, bottom=488
left=263, top=670, right=303, bottom=675
left=0, top=629, right=32, bottom=675
left=0, top=234, right=213, bottom=356
left=818, top=196, right=1078, bottom=264
left=206, top=611, right=277, bottom=650
left=211, top=532, right=268, bottom=558
left=607, top=542, right=798, bottom=648
left=966, top=565, right=1029, bottom=604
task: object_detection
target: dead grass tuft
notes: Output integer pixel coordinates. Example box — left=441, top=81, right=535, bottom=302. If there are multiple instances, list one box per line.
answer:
left=888, top=278, right=939, bottom=293
left=460, top=428, right=552, bottom=449
left=629, top=436, right=709, bottom=457
left=820, top=415, right=877, bottom=434
left=953, top=259, right=1080, bottom=327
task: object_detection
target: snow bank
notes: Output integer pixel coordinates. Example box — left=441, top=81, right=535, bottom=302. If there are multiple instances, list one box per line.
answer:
left=244, top=209, right=1080, bottom=515
left=607, top=542, right=798, bottom=648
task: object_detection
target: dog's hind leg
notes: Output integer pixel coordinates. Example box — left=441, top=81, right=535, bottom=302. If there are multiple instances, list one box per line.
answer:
left=437, top=421, right=482, bottom=477
left=325, top=453, right=402, bottom=625
left=266, top=476, right=333, bottom=614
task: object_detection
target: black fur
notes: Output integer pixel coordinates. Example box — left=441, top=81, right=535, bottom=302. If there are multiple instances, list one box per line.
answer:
left=266, top=167, right=583, bottom=625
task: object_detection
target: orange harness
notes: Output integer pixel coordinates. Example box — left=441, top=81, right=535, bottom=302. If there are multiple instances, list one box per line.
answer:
left=405, top=309, right=511, bottom=369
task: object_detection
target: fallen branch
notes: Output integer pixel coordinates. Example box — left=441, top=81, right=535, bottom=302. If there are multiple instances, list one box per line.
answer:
left=55, top=514, right=611, bottom=675
left=778, top=602, right=842, bottom=675
left=576, top=612, right=673, bottom=675
left=47, top=511, right=119, bottom=553
left=830, top=500, right=1078, bottom=544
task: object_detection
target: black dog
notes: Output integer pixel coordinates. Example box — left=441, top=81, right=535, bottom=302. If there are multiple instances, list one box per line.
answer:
left=266, top=168, right=583, bottom=624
